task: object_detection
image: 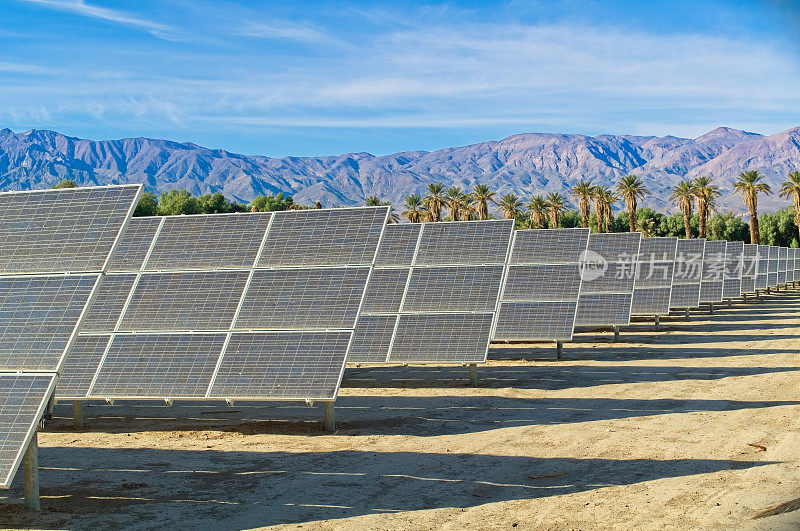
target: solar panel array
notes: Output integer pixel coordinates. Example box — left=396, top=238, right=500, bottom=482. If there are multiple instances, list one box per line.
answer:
left=57, top=207, right=389, bottom=402
left=700, top=240, right=726, bottom=303
left=794, top=248, right=800, bottom=282
left=722, top=241, right=744, bottom=300
left=788, top=248, right=795, bottom=283
left=670, top=238, right=705, bottom=308
left=494, top=228, right=590, bottom=341
left=348, top=220, right=514, bottom=364
left=631, top=237, right=677, bottom=316
left=741, top=244, right=758, bottom=294
left=0, top=185, right=142, bottom=489
left=575, top=232, right=642, bottom=326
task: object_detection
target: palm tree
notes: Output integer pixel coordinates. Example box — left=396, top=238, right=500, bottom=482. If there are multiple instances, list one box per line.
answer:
left=616, top=174, right=649, bottom=233
left=459, top=192, right=476, bottom=221
left=364, top=196, right=383, bottom=207
left=472, top=184, right=495, bottom=220
left=669, top=180, right=696, bottom=239
left=733, top=170, right=772, bottom=244
left=498, top=194, right=523, bottom=220
left=526, top=196, right=548, bottom=229
left=570, top=180, right=594, bottom=228
left=593, top=185, right=616, bottom=233
left=401, top=194, right=425, bottom=223
left=692, top=176, right=719, bottom=239
left=443, top=186, right=463, bottom=221
left=423, top=183, right=445, bottom=222
left=779, top=170, right=800, bottom=242
left=544, top=192, right=568, bottom=229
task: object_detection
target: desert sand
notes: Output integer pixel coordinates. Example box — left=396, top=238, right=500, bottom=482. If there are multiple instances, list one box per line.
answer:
left=1, top=289, right=799, bottom=530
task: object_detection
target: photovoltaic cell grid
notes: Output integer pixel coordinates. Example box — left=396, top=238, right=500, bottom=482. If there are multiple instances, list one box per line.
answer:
left=756, top=244, right=769, bottom=291
left=0, top=185, right=142, bottom=490
left=700, top=240, right=726, bottom=303
left=631, top=237, right=677, bottom=316
left=59, top=207, right=389, bottom=402
left=794, top=248, right=800, bottom=282
left=0, top=374, right=57, bottom=488
left=575, top=232, right=641, bottom=326
left=670, top=238, right=705, bottom=308
left=722, top=241, right=744, bottom=300
left=348, top=220, right=514, bottom=364
left=494, top=228, right=590, bottom=341
left=768, top=246, right=778, bottom=288
left=778, top=247, right=788, bottom=286
left=741, top=244, right=758, bottom=294
left=787, top=248, right=795, bottom=283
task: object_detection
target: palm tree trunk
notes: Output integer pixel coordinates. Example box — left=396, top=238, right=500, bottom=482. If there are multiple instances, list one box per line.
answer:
left=749, top=208, right=759, bottom=244
left=579, top=199, right=589, bottom=228
left=683, top=210, right=692, bottom=239
left=628, top=208, right=636, bottom=233
left=698, top=203, right=707, bottom=238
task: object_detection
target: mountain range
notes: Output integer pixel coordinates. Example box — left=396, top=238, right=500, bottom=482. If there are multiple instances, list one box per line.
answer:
left=1, top=126, right=799, bottom=215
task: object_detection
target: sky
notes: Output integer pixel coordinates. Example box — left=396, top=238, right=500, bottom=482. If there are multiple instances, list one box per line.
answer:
left=1, top=0, right=800, bottom=157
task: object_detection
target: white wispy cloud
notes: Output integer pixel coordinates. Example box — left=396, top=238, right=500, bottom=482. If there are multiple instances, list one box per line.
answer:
left=17, top=0, right=178, bottom=39
left=235, top=21, right=334, bottom=44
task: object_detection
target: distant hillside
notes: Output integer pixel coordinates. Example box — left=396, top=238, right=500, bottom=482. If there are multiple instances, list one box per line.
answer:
left=1, top=126, right=799, bottom=214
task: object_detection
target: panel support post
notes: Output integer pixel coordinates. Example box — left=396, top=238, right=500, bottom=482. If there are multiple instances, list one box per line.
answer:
left=743, top=293, right=747, bottom=302
left=73, top=400, right=83, bottom=429
left=555, top=341, right=563, bottom=360
left=613, top=325, right=619, bottom=342
left=766, top=287, right=770, bottom=294
left=708, top=303, right=713, bottom=314
left=727, top=298, right=732, bottom=307
left=469, top=363, right=478, bottom=386
left=23, top=431, right=39, bottom=511
left=324, top=402, right=335, bottom=433
left=654, top=315, right=659, bottom=332
left=684, top=308, right=690, bottom=319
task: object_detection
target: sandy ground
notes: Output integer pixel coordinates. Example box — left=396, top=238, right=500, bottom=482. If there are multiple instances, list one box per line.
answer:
left=2, top=289, right=800, bottom=530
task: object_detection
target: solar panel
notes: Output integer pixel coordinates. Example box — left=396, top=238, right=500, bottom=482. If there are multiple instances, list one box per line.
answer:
left=494, top=228, right=590, bottom=341
left=0, top=274, right=100, bottom=371
left=0, top=185, right=141, bottom=274
left=118, top=271, right=249, bottom=332
left=575, top=232, right=641, bottom=326
left=388, top=313, right=494, bottom=363
left=90, top=333, right=226, bottom=398
left=401, top=265, right=505, bottom=312
left=80, top=273, right=137, bottom=332
left=787, top=248, right=796, bottom=283
left=56, top=334, right=110, bottom=399
left=235, top=267, right=370, bottom=330
left=257, top=207, right=388, bottom=267
left=700, top=240, right=726, bottom=303
left=414, top=221, right=512, bottom=265
left=0, top=373, right=57, bottom=488
left=741, top=244, right=758, bottom=294
left=208, top=331, right=352, bottom=400
left=794, top=248, right=800, bottom=281
left=756, top=244, right=769, bottom=291
left=106, top=217, right=161, bottom=272
left=375, top=224, right=421, bottom=267
left=768, top=246, right=778, bottom=288
left=778, top=247, right=788, bottom=285
left=349, top=220, right=514, bottom=364
left=631, top=237, right=677, bottom=315
left=145, top=213, right=271, bottom=270
left=722, top=241, right=744, bottom=300
left=669, top=238, right=704, bottom=308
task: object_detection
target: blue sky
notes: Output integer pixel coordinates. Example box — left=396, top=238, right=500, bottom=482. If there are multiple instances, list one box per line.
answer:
left=1, top=0, right=800, bottom=156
